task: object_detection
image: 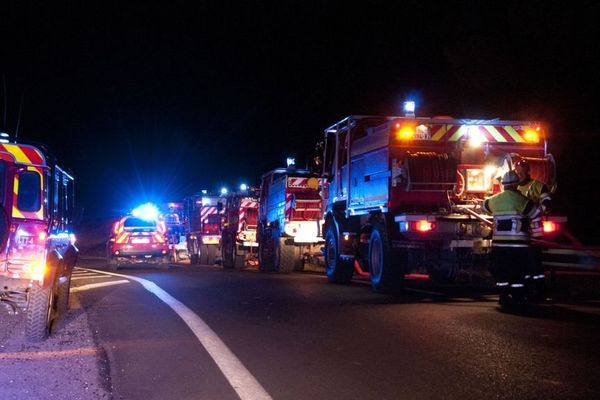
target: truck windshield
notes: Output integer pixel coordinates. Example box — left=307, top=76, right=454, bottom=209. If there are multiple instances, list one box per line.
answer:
left=17, top=170, right=41, bottom=212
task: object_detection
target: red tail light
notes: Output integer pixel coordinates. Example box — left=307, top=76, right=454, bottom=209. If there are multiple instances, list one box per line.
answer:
left=412, top=220, right=436, bottom=232
left=543, top=221, right=559, bottom=233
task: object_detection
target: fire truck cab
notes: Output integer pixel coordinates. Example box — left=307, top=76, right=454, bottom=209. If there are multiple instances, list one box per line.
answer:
left=321, top=114, right=556, bottom=292
left=0, top=141, right=78, bottom=341
left=220, top=188, right=259, bottom=269
left=184, top=193, right=226, bottom=265
left=257, top=165, right=324, bottom=272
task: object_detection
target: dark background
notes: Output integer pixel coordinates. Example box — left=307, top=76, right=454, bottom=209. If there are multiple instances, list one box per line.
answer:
left=1, top=1, right=599, bottom=242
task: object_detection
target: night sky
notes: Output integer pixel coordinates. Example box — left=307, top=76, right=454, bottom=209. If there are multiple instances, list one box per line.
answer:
left=2, top=2, right=599, bottom=242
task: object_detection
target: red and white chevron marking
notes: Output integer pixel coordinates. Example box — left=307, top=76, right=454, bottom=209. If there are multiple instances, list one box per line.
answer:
left=285, top=193, right=294, bottom=219
left=287, top=177, right=308, bottom=188
left=287, top=177, right=323, bottom=188
left=238, top=199, right=258, bottom=233
left=201, top=206, right=219, bottom=224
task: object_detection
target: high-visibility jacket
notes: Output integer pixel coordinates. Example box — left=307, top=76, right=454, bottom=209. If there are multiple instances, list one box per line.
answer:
left=482, top=190, right=540, bottom=247
left=518, top=179, right=550, bottom=237
left=518, top=179, right=551, bottom=207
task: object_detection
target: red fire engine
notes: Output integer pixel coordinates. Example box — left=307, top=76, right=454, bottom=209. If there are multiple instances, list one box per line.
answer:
left=184, top=193, right=226, bottom=265
left=0, top=141, right=78, bottom=341
left=220, top=188, right=259, bottom=268
left=320, top=113, right=559, bottom=292
left=257, top=163, right=324, bottom=272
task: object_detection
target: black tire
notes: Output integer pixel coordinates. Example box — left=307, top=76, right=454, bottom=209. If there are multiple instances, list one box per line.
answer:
left=199, top=244, right=209, bottom=265
left=279, top=238, right=299, bottom=273
left=324, top=225, right=354, bottom=284
left=258, top=231, right=278, bottom=272
left=207, top=245, right=217, bottom=265
left=159, top=256, right=170, bottom=270
left=26, top=285, right=56, bottom=342
left=108, top=257, right=119, bottom=272
left=234, top=253, right=246, bottom=269
left=369, top=223, right=404, bottom=293
left=56, top=274, right=72, bottom=315
left=222, top=238, right=235, bottom=269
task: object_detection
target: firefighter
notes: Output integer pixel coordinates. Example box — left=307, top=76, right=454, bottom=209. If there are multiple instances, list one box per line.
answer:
left=483, top=170, right=542, bottom=306
left=514, top=159, right=551, bottom=211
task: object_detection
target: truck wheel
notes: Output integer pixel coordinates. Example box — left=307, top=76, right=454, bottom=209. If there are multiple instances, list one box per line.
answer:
left=222, top=240, right=235, bottom=269
left=199, top=244, right=209, bottom=264
left=234, top=253, right=246, bottom=269
left=108, top=257, right=119, bottom=272
left=207, top=245, right=217, bottom=265
left=279, top=238, right=299, bottom=273
left=324, top=225, right=354, bottom=283
left=369, top=224, right=403, bottom=293
left=56, top=274, right=72, bottom=315
left=26, top=285, right=56, bottom=342
left=259, top=234, right=278, bottom=272
left=159, top=256, right=170, bottom=270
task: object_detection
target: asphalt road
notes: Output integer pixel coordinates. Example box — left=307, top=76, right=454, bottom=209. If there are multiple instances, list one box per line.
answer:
left=68, top=258, right=600, bottom=400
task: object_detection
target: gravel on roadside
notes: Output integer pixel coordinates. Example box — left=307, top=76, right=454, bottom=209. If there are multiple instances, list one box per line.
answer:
left=0, top=294, right=111, bottom=400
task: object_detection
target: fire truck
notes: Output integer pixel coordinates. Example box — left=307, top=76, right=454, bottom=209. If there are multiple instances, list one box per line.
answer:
left=220, top=188, right=259, bottom=268
left=320, top=113, right=558, bottom=292
left=184, top=193, right=226, bottom=265
left=0, top=141, right=78, bottom=341
left=257, top=164, right=324, bottom=272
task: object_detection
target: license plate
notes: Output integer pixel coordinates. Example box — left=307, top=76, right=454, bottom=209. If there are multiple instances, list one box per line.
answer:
left=17, top=236, right=34, bottom=245
left=131, top=238, right=150, bottom=244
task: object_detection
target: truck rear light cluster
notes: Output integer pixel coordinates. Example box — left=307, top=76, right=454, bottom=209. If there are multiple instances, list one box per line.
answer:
left=398, top=220, right=436, bottom=233
left=543, top=221, right=560, bottom=233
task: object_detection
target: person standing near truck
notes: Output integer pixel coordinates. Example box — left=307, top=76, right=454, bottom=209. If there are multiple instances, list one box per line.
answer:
left=483, top=171, right=542, bottom=306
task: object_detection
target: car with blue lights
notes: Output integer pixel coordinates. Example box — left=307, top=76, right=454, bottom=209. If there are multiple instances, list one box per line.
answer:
left=106, top=203, right=170, bottom=270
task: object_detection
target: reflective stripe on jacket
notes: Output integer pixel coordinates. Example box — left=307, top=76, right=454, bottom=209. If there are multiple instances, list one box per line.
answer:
left=482, top=190, right=540, bottom=246
left=518, top=179, right=550, bottom=237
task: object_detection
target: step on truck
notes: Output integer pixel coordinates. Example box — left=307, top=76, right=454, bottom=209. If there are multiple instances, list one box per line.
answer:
left=221, top=188, right=259, bottom=269
left=0, top=141, right=78, bottom=341
left=257, top=164, right=324, bottom=273
left=320, top=113, right=558, bottom=292
left=184, top=193, right=226, bottom=265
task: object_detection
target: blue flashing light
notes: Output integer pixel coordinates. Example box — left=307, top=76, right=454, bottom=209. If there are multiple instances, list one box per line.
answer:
left=287, top=157, right=295, bottom=167
left=132, top=203, right=159, bottom=221
left=240, top=183, right=248, bottom=191
left=220, top=187, right=228, bottom=195
left=403, top=101, right=416, bottom=116
left=201, top=189, right=208, bottom=194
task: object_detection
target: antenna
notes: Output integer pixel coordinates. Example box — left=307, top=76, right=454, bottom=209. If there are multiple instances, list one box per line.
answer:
left=1, top=74, right=6, bottom=129
left=15, top=91, right=24, bottom=139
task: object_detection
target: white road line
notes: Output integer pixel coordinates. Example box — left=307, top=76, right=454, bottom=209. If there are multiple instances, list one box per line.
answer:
left=79, top=268, right=272, bottom=400
left=72, top=275, right=115, bottom=281
left=71, top=280, right=130, bottom=292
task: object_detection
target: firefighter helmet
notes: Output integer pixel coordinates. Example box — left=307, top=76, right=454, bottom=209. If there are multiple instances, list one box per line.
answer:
left=501, top=171, right=519, bottom=186
left=514, top=159, right=529, bottom=169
